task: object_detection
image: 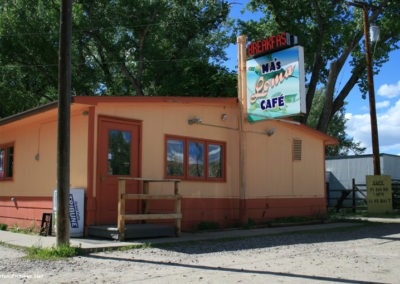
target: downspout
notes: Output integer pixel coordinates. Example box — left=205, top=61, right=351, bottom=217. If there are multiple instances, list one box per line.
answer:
left=237, top=35, right=248, bottom=224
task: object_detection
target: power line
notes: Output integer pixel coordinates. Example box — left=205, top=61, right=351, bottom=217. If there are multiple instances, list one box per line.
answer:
left=0, top=19, right=231, bottom=38
left=0, top=7, right=231, bottom=39
left=0, top=57, right=213, bottom=70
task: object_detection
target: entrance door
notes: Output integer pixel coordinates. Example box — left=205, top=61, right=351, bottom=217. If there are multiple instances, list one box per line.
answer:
left=97, top=116, right=141, bottom=225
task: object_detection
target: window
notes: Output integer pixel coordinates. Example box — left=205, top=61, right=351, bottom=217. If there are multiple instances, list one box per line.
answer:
left=188, top=140, right=205, bottom=178
left=0, top=143, right=14, bottom=180
left=166, top=139, right=184, bottom=177
left=166, top=136, right=225, bottom=181
left=108, top=130, right=131, bottom=175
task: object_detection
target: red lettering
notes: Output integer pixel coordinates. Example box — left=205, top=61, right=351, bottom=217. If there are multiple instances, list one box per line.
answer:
left=270, top=36, right=275, bottom=49
left=256, top=40, right=262, bottom=54
left=261, top=39, right=268, bottom=52
left=247, top=44, right=253, bottom=57
left=251, top=42, right=256, bottom=55
left=276, top=34, right=282, bottom=46
left=247, top=42, right=256, bottom=57
left=247, top=32, right=294, bottom=57
left=281, top=32, right=287, bottom=46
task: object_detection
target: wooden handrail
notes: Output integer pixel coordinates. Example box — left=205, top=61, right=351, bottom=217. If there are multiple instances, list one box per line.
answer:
left=117, top=178, right=181, bottom=241
left=124, top=193, right=181, bottom=200
left=124, top=213, right=182, bottom=221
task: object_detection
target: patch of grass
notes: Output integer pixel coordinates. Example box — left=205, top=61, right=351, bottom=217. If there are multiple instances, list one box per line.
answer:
left=267, top=215, right=325, bottom=227
left=272, top=216, right=315, bottom=223
left=353, top=210, right=400, bottom=218
left=116, top=243, right=152, bottom=251
left=243, top=218, right=256, bottom=229
left=197, top=221, right=220, bottom=231
left=27, top=245, right=83, bottom=259
left=8, top=223, right=39, bottom=235
left=328, top=208, right=400, bottom=220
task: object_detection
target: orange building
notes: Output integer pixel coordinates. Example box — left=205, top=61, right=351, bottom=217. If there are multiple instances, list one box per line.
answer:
left=0, top=96, right=337, bottom=232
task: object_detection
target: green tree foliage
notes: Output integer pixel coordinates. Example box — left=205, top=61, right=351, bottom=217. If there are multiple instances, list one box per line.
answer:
left=0, top=0, right=59, bottom=117
left=307, top=88, right=366, bottom=156
left=239, top=0, right=400, bottom=134
left=0, top=0, right=236, bottom=118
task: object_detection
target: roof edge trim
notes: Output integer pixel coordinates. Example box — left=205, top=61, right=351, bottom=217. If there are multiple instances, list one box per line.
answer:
left=0, top=101, right=58, bottom=126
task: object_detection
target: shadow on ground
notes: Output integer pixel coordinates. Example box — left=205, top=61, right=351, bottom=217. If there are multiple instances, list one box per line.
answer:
left=149, top=222, right=400, bottom=254
left=84, top=222, right=399, bottom=283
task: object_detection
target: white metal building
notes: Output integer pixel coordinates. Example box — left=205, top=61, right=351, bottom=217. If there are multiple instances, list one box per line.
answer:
left=325, top=154, right=400, bottom=206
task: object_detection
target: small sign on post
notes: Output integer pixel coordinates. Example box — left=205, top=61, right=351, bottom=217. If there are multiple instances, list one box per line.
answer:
left=366, top=175, right=393, bottom=214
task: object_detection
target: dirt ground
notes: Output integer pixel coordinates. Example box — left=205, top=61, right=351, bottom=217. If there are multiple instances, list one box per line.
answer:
left=1, top=222, right=399, bottom=283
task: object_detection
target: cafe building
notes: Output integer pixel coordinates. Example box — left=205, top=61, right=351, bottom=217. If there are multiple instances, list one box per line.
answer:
left=0, top=95, right=336, bottom=234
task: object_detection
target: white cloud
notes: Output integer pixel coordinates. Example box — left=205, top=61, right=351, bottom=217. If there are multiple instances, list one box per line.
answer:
left=377, top=80, right=400, bottom=98
left=346, top=99, right=400, bottom=155
left=376, top=100, right=390, bottom=109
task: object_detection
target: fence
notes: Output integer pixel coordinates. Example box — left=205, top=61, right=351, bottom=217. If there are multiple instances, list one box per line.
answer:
left=117, top=177, right=182, bottom=241
left=328, top=178, right=400, bottom=212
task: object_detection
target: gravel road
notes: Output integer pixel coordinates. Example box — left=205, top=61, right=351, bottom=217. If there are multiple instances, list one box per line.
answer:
left=1, top=222, right=399, bottom=283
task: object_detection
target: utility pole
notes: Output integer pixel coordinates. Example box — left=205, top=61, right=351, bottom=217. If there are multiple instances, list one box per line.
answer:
left=346, top=1, right=381, bottom=175
left=57, top=0, right=72, bottom=247
left=362, top=5, right=381, bottom=176
left=237, top=35, right=248, bottom=224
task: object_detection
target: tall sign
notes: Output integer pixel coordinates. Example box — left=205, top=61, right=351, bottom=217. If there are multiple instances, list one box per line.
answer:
left=245, top=32, right=306, bottom=122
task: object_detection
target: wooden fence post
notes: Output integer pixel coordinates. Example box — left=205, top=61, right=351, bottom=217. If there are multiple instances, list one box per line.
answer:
left=174, top=181, right=181, bottom=236
left=143, top=180, right=149, bottom=216
left=118, top=179, right=126, bottom=241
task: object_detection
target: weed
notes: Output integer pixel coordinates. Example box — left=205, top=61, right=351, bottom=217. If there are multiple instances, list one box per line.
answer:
left=27, top=244, right=83, bottom=259
left=0, top=224, right=7, bottom=231
left=197, top=221, right=220, bottom=231
left=271, top=216, right=316, bottom=223
left=328, top=208, right=400, bottom=220
left=8, top=222, right=39, bottom=235
left=243, top=218, right=256, bottom=229
left=117, top=243, right=152, bottom=251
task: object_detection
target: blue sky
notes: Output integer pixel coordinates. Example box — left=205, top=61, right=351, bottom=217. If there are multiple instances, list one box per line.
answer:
left=224, top=1, right=400, bottom=155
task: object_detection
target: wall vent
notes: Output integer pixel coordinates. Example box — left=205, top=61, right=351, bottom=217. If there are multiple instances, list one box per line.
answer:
left=292, top=139, right=302, bottom=161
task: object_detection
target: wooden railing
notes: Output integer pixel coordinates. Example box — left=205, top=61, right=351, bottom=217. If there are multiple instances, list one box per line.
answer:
left=117, top=177, right=181, bottom=241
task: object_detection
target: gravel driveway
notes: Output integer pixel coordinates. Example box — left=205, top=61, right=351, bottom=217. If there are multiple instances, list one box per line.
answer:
left=1, top=222, right=399, bottom=283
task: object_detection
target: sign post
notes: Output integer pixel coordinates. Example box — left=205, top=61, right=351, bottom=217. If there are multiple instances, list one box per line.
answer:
left=237, top=35, right=248, bottom=224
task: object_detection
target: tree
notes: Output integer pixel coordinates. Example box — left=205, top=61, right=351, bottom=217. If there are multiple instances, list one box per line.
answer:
left=0, top=0, right=237, bottom=118
left=0, top=0, right=60, bottom=117
left=238, top=0, right=400, bottom=134
left=307, top=88, right=366, bottom=156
